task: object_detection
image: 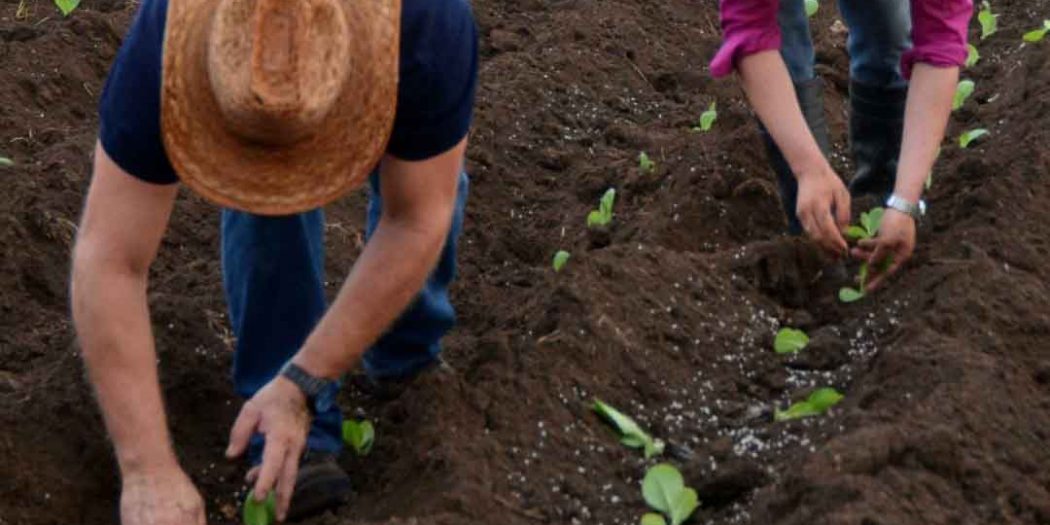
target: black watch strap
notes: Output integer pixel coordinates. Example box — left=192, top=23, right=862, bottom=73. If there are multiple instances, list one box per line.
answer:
left=279, top=361, right=330, bottom=401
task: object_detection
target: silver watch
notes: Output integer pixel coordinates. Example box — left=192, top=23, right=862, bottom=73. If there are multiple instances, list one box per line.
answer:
left=885, top=194, right=926, bottom=221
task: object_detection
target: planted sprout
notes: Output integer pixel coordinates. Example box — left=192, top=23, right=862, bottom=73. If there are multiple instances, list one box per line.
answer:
left=959, top=128, right=989, bottom=149
left=965, top=44, right=980, bottom=67
left=978, top=1, right=997, bottom=40
left=593, top=399, right=665, bottom=459
left=641, top=464, right=699, bottom=525
left=0, top=156, right=12, bottom=167
left=639, top=152, right=656, bottom=174
left=774, top=327, right=809, bottom=355
left=341, top=419, right=375, bottom=456
left=552, top=250, right=570, bottom=272
left=1022, top=20, right=1050, bottom=43
left=840, top=207, right=884, bottom=303
left=804, top=0, right=818, bottom=17
left=952, top=79, right=975, bottom=111
left=691, top=102, right=717, bottom=133
left=586, top=188, right=617, bottom=228
left=775, top=387, right=844, bottom=422
left=243, top=491, right=277, bottom=525
left=53, top=0, right=79, bottom=15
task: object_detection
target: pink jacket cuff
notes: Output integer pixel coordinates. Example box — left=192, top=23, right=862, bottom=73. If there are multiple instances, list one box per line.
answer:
left=901, top=0, right=973, bottom=78
left=710, top=0, right=781, bottom=77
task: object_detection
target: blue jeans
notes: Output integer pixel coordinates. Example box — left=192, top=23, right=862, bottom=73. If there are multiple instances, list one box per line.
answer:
left=778, top=0, right=911, bottom=88
left=222, top=171, right=469, bottom=460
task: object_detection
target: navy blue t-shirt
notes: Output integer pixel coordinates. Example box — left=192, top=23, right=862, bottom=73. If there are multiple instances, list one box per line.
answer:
left=99, top=0, right=478, bottom=184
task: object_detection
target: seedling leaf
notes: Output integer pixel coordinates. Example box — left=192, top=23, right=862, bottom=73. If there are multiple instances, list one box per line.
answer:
left=0, top=157, right=12, bottom=167
left=958, top=128, right=989, bottom=148
left=587, top=210, right=606, bottom=228
left=641, top=513, right=668, bottom=525
left=845, top=225, right=868, bottom=241
left=774, top=327, right=809, bottom=354
left=1022, top=21, right=1049, bottom=42
left=587, top=188, right=617, bottom=228
left=694, top=101, right=718, bottom=132
left=838, top=287, right=864, bottom=303
left=859, top=207, right=884, bottom=238
left=670, top=488, right=699, bottom=525
left=774, top=388, right=844, bottom=422
left=639, top=152, right=656, bottom=174
left=952, top=79, right=975, bottom=110
left=593, top=399, right=662, bottom=458
left=978, top=2, right=997, bottom=40
left=54, top=0, right=79, bottom=16
left=642, top=464, right=685, bottom=515
left=243, top=491, right=277, bottom=525
left=341, top=420, right=375, bottom=456
left=553, top=250, right=570, bottom=272
left=805, top=0, right=819, bottom=17
left=965, top=44, right=980, bottom=67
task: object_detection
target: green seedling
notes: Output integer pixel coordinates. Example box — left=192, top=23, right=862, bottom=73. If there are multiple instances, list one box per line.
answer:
left=341, top=419, right=375, bottom=456
left=1022, top=20, right=1050, bottom=42
left=978, top=1, right=997, bottom=40
left=243, top=491, right=277, bottom=525
left=959, top=128, right=989, bottom=148
left=774, top=327, right=809, bottom=355
left=641, top=464, right=699, bottom=525
left=587, top=188, right=617, bottom=228
left=639, top=152, right=656, bottom=174
left=0, top=156, right=13, bottom=167
left=552, top=250, right=570, bottom=272
left=965, top=44, right=980, bottom=67
left=840, top=208, right=884, bottom=303
left=774, top=387, right=844, bottom=422
left=53, top=0, right=79, bottom=15
left=805, top=0, right=819, bottom=17
left=691, top=102, right=718, bottom=133
left=593, top=399, right=665, bottom=458
left=952, top=79, right=975, bottom=111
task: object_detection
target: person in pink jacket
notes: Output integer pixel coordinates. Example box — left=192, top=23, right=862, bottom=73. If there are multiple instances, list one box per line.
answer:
left=712, top=0, right=972, bottom=290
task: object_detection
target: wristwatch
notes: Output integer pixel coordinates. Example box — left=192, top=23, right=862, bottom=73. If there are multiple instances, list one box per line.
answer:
left=279, top=361, right=338, bottom=415
left=885, top=194, right=926, bottom=221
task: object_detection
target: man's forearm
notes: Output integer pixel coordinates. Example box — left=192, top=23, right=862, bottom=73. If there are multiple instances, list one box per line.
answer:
left=72, top=257, right=177, bottom=474
left=894, top=64, right=958, bottom=202
left=293, top=216, right=451, bottom=378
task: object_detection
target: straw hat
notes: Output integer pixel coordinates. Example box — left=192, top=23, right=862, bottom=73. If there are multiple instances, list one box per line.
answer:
left=161, top=0, right=401, bottom=215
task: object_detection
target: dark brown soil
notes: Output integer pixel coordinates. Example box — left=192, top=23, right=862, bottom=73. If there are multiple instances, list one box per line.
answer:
left=3, top=0, right=1050, bottom=524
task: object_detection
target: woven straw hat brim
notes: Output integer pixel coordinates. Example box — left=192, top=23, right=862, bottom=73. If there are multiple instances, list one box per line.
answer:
left=161, top=0, right=400, bottom=216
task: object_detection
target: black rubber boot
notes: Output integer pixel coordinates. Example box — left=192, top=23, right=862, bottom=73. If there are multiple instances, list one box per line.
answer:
left=286, top=452, right=353, bottom=521
left=760, top=77, right=832, bottom=235
left=847, top=81, right=908, bottom=199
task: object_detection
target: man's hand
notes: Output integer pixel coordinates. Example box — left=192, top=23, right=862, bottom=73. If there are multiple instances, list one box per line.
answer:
left=851, top=208, right=916, bottom=291
left=121, top=467, right=205, bottom=525
left=226, top=377, right=310, bottom=522
left=796, top=166, right=852, bottom=259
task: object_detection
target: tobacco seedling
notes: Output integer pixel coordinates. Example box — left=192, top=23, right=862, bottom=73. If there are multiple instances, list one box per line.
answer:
left=553, top=250, right=570, bottom=272
left=978, top=1, right=997, bottom=40
left=53, top=0, right=79, bottom=16
left=775, top=387, right=844, bottom=421
left=840, top=207, right=883, bottom=303
left=691, top=102, right=717, bottom=133
left=641, top=464, right=699, bottom=525
left=342, top=419, right=375, bottom=456
left=774, top=327, right=809, bottom=355
left=587, top=188, right=617, bottom=228
left=0, top=156, right=12, bottom=167
left=639, top=152, right=656, bottom=174
left=805, top=0, right=819, bottom=17
left=1022, top=20, right=1050, bottom=43
left=959, top=128, right=989, bottom=149
left=243, top=491, right=277, bottom=525
left=965, top=44, right=980, bottom=67
left=593, top=399, right=665, bottom=459
left=952, top=79, right=975, bottom=111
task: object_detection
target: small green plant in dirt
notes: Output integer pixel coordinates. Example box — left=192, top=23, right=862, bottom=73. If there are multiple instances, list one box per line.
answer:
left=959, top=128, right=989, bottom=149
left=774, top=327, right=809, bottom=355
left=965, top=44, right=981, bottom=67
left=243, top=491, right=277, bottom=525
left=639, top=152, right=656, bottom=174
left=53, top=0, right=79, bottom=16
left=640, top=464, right=699, bottom=525
left=1022, top=20, right=1050, bottom=43
left=691, top=102, right=718, bottom=133
left=587, top=188, right=617, bottom=228
left=593, top=399, right=665, bottom=458
left=0, top=156, right=13, bottom=167
left=978, top=1, right=998, bottom=40
left=775, top=388, right=844, bottom=422
left=805, top=0, right=819, bottom=17
left=342, top=419, right=375, bottom=456
left=952, top=79, right=975, bottom=111
left=552, top=250, right=570, bottom=272
left=840, top=207, right=884, bottom=303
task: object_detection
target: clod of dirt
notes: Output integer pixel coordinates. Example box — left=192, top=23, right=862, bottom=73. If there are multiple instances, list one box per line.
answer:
left=785, top=327, right=850, bottom=371
left=689, top=459, right=770, bottom=509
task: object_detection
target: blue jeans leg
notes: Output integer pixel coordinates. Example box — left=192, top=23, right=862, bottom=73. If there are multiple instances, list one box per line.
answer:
left=361, top=171, right=469, bottom=379
left=839, top=0, right=911, bottom=89
left=222, top=209, right=343, bottom=463
left=778, top=0, right=816, bottom=83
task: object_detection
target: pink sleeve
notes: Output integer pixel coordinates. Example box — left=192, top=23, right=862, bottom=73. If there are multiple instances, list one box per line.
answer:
left=901, top=0, right=974, bottom=78
left=710, top=0, right=781, bottom=78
